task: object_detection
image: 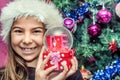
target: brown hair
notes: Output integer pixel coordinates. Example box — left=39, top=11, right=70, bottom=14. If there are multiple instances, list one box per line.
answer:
left=1, top=31, right=28, bottom=80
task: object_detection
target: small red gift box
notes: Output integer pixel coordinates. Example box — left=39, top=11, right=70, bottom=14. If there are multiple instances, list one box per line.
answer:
left=43, top=49, right=75, bottom=71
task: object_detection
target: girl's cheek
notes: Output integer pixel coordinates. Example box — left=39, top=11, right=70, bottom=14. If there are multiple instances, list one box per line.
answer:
left=11, top=34, right=23, bottom=43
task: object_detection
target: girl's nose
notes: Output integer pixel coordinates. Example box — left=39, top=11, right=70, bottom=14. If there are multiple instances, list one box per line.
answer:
left=22, top=33, right=33, bottom=44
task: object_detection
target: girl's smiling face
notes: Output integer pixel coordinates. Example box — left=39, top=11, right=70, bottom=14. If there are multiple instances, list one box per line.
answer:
left=11, top=16, right=45, bottom=67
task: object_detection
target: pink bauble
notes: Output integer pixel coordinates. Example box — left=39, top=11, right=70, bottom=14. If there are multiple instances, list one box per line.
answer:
left=63, top=18, right=76, bottom=32
left=88, top=23, right=102, bottom=38
left=115, top=2, right=120, bottom=18
left=96, top=8, right=112, bottom=24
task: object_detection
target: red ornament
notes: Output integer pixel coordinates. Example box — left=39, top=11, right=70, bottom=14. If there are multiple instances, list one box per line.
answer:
left=109, top=39, right=118, bottom=53
left=96, top=8, right=112, bottom=24
left=88, top=56, right=96, bottom=63
left=80, top=65, right=92, bottom=80
left=87, top=23, right=102, bottom=38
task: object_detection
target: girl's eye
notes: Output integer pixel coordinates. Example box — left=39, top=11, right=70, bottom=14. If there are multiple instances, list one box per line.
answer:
left=33, top=30, right=41, bottom=33
left=13, top=30, right=23, bottom=33
left=33, top=29, right=44, bottom=34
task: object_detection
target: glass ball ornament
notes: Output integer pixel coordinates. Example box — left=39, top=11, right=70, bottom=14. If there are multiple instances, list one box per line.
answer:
left=96, top=8, right=112, bottom=24
left=115, top=2, right=120, bottom=18
left=87, top=23, right=102, bottom=38
left=43, top=27, right=73, bottom=50
left=63, top=18, right=77, bottom=32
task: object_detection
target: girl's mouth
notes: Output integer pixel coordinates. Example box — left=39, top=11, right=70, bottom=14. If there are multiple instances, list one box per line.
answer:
left=20, top=47, right=37, bottom=54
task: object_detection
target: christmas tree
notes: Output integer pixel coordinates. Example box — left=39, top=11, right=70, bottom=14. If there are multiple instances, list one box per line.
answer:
left=51, top=0, right=120, bottom=79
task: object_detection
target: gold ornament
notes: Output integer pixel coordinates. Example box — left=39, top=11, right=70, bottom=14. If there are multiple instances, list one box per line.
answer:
left=80, top=65, right=92, bottom=80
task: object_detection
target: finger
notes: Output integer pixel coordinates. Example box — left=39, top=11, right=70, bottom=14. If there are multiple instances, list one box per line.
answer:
left=66, top=57, right=78, bottom=77
left=58, top=61, right=68, bottom=77
left=71, top=57, right=77, bottom=71
left=51, top=61, right=68, bottom=80
left=73, top=57, right=78, bottom=70
left=40, top=54, right=51, bottom=70
left=44, top=66, right=57, bottom=75
left=36, top=46, right=45, bottom=69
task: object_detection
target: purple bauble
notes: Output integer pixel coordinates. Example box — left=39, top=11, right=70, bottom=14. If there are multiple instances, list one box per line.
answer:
left=63, top=18, right=76, bottom=32
left=96, top=8, right=112, bottom=24
left=88, top=23, right=102, bottom=38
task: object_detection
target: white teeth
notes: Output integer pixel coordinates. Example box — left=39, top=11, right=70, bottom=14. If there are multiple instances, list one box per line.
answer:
left=23, top=47, right=35, bottom=50
left=21, top=47, right=36, bottom=53
left=23, top=48, right=33, bottom=51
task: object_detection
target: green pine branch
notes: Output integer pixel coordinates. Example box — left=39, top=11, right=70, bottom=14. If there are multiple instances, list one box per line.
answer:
left=53, top=0, right=120, bottom=73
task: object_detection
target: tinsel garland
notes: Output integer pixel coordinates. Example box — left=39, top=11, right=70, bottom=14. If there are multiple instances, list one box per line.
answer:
left=52, top=0, right=120, bottom=79
left=91, top=58, right=120, bottom=80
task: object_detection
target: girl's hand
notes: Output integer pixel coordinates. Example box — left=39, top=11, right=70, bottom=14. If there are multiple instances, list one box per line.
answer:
left=48, top=57, right=78, bottom=80
left=35, top=46, right=56, bottom=80
left=35, top=47, right=78, bottom=80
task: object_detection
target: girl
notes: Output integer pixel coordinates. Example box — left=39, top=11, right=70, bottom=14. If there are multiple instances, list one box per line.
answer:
left=0, top=0, right=83, bottom=80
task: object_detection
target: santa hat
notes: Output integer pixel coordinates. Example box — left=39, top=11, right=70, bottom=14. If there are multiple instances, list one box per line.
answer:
left=0, top=0, right=63, bottom=43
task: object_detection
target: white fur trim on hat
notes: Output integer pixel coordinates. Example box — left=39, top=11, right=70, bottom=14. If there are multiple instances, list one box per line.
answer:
left=0, top=0, right=63, bottom=43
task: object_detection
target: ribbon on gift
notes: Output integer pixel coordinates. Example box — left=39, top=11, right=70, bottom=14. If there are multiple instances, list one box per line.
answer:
left=49, top=51, right=61, bottom=70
